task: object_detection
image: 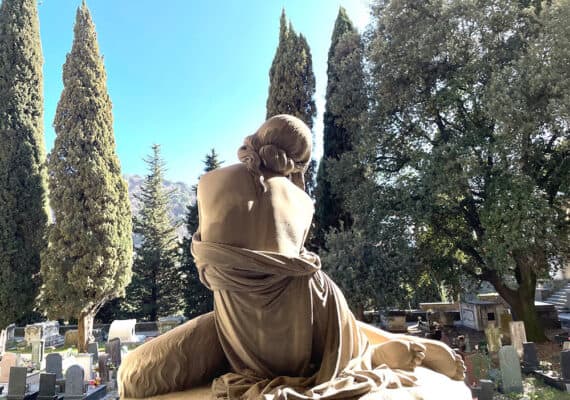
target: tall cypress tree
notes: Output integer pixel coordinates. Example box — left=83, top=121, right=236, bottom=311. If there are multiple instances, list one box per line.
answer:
left=314, top=7, right=367, bottom=249
left=124, top=144, right=182, bottom=321
left=0, top=0, right=48, bottom=329
left=181, top=149, right=222, bottom=319
left=266, top=10, right=317, bottom=197
left=40, top=1, right=133, bottom=352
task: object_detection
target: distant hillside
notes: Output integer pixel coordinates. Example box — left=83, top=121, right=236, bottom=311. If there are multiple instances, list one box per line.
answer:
left=125, top=174, right=195, bottom=242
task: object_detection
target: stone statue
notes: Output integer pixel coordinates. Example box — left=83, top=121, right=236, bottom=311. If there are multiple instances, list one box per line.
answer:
left=119, top=115, right=471, bottom=399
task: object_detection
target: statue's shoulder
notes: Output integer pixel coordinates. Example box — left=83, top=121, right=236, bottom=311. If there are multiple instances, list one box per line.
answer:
left=198, top=164, right=253, bottom=198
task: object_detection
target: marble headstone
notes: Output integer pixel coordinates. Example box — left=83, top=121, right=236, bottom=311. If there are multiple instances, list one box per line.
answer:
left=522, top=342, right=539, bottom=373
left=64, top=365, right=85, bottom=400
left=479, top=379, right=494, bottom=400
left=45, top=353, right=63, bottom=380
left=484, top=324, right=502, bottom=352
left=38, top=373, right=57, bottom=400
left=561, top=350, right=570, bottom=381
left=105, top=338, right=121, bottom=368
left=509, top=321, right=527, bottom=359
left=87, top=342, right=99, bottom=363
left=499, top=345, right=523, bottom=393
left=7, top=367, right=28, bottom=400
left=31, top=339, right=45, bottom=369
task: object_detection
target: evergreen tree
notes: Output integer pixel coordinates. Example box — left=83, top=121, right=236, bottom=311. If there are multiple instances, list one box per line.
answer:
left=40, top=1, right=133, bottom=352
left=349, top=0, right=570, bottom=341
left=266, top=10, right=317, bottom=197
left=314, top=7, right=367, bottom=250
left=0, top=0, right=48, bottom=329
left=181, top=149, right=222, bottom=319
left=125, top=144, right=183, bottom=321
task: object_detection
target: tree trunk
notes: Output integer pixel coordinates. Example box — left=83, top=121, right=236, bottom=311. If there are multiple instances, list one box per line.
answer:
left=77, top=311, right=94, bottom=353
left=484, top=249, right=548, bottom=343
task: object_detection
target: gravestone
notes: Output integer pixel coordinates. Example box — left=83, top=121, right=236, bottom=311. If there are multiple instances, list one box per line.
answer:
left=38, top=373, right=58, bottom=400
left=564, top=341, right=570, bottom=351
left=0, top=353, right=19, bottom=383
left=76, top=353, right=93, bottom=381
left=479, top=379, right=494, bottom=400
left=105, top=338, right=121, bottom=368
left=45, top=353, right=63, bottom=380
left=464, top=336, right=471, bottom=353
left=561, top=350, right=570, bottom=381
left=0, top=329, right=6, bottom=355
left=522, top=342, right=539, bottom=373
left=7, top=367, right=28, bottom=400
left=484, top=324, right=502, bottom=352
left=499, top=345, right=523, bottom=393
left=5, top=324, right=16, bottom=342
left=31, top=339, right=45, bottom=370
left=64, top=365, right=84, bottom=400
left=509, top=321, right=527, bottom=358
left=107, top=319, right=137, bottom=343
left=97, top=354, right=109, bottom=383
left=500, top=313, right=512, bottom=341
left=25, top=322, right=62, bottom=347
left=87, top=342, right=99, bottom=363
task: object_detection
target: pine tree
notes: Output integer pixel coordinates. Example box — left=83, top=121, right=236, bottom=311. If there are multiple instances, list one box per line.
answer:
left=0, top=0, right=48, bottom=329
left=181, top=149, right=222, bottom=319
left=125, top=144, right=183, bottom=321
left=314, top=7, right=367, bottom=250
left=266, top=10, right=317, bottom=197
left=40, top=1, right=133, bottom=352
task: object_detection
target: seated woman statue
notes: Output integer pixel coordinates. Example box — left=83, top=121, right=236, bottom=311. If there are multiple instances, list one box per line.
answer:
left=119, top=115, right=471, bottom=400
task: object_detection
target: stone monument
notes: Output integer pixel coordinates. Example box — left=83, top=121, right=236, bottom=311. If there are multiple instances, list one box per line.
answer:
left=118, top=115, right=471, bottom=400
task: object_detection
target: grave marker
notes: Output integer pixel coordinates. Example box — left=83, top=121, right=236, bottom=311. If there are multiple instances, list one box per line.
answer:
left=64, top=365, right=84, bottom=400
left=105, top=338, right=121, bottom=368
left=31, top=339, right=45, bottom=370
left=509, top=321, right=527, bottom=358
left=7, top=367, right=28, bottom=400
left=484, top=324, right=502, bottom=352
left=76, top=353, right=93, bottom=381
left=499, top=345, right=523, bottom=393
left=479, top=379, right=494, bottom=400
left=45, top=353, right=63, bottom=380
left=98, top=354, right=109, bottom=383
left=38, top=373, right=58, bottom=400
left=87, top=342, right=99, bottom=363
left=522, top=342, right=539, bottom=373
left=561, top=350, right=570, bottom=381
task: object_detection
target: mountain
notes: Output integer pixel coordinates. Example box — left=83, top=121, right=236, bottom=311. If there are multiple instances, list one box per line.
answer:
left=125, top=174, right=195, bottom=242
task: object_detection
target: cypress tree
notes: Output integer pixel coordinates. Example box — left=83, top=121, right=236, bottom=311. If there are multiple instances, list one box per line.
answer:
left=0, top=0, right=48, bottom=329
left=266, top=10, right=317, bottom=197
left=40, top=1, right=133, bottom=352
left=314, top=7, right=367, bottom=249
left=181, top=149, right=222, bottom=319
left=124, top=144, right=183, bottom=321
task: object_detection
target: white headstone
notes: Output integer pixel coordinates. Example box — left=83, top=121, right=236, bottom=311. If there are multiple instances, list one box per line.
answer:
left=563, top=341, right=570, bottom=351
left=0, top=329, right=6, bottom=355
left=75, top=353, right=94, bottom=380
left=108, top=319, right=137, bottom=343
left=509, top=321, right=527, bottom=358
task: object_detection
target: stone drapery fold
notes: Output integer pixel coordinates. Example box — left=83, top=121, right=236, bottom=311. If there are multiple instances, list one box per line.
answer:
left=192, top=234, right=407, bottom=399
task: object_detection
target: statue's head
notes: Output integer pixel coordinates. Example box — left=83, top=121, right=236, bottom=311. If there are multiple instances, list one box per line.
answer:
left=238, top=114, right=312, bottom=191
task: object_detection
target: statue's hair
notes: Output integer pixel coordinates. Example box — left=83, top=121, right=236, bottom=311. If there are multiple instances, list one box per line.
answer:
left=237, top=114, right=312, bottom=192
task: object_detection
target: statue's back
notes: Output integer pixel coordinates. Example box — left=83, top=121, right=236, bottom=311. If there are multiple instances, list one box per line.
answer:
left=197, top=163, right=313, bottom=257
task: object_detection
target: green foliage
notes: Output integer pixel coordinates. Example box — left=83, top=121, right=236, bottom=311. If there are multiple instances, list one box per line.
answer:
left=266, top=9, right=317, bottom=197
left=181, top=149, right=222, bottom=319
left=40, top=2, right=133, bottom=322
left=124, top=144, right=183, bottom=321
left=314, top=7, right=367, bottom=250
left=348, top=0, right=570, bottom=340
left=0, top=0, right=48, bottom=329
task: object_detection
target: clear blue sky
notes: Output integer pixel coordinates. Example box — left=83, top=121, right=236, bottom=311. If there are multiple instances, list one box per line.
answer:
left=39, top=0, right=371, bottom=186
